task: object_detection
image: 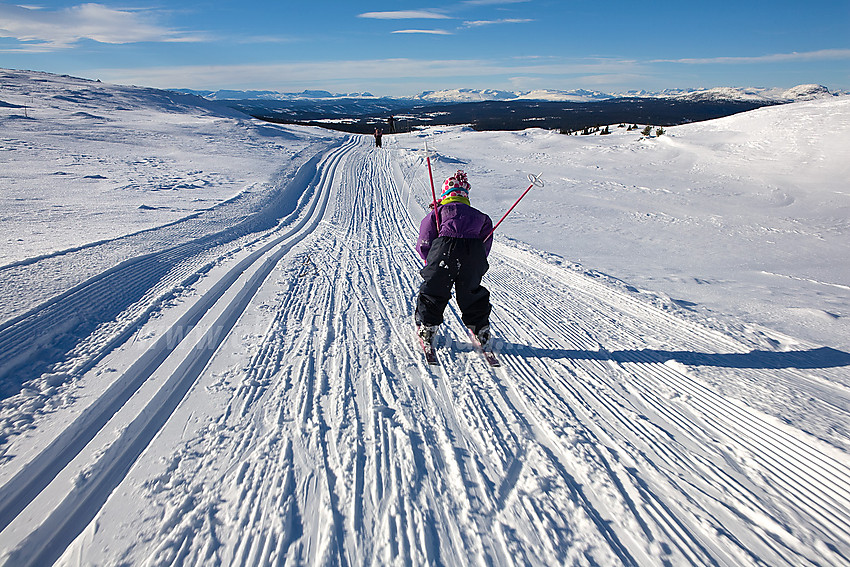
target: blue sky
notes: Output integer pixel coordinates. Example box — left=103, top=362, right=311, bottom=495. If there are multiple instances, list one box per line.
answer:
left=1, top=0, right=848, bottom=95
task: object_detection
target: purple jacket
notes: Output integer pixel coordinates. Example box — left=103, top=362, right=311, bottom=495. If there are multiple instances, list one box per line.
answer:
left=416, top=202, right=493, bottom=261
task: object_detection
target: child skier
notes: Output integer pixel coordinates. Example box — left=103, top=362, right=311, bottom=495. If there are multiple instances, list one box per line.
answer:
left=416, top=170, right=493, bottom=348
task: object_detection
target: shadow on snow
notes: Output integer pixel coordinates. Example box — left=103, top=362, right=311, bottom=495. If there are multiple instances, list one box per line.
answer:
left=503, top=343, right=850, bottom=370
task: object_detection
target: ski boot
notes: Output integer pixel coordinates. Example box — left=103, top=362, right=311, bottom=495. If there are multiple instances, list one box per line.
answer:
left=474, top=325, right=491, bottom=347
left=418, top=324, right=439, bottom=346
left=417, top=324, right=440, bottom=365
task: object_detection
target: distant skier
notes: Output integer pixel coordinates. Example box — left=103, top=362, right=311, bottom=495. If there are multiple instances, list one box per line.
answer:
left=416, top=170, right=493, bottom=348
left=387, top=115, right=396, bottom=134
left=374, top=128, right=383, bottom=148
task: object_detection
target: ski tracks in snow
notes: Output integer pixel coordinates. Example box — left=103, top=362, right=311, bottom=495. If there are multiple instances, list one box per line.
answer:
left=0, top=137, right=849, bottom=566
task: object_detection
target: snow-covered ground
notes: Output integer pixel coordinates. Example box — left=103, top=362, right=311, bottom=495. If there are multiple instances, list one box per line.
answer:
left=1, top=69, right=849, bottom=566
left=392, top=100, right=850, bottom=353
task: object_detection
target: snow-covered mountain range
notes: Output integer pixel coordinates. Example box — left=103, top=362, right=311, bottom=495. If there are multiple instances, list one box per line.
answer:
left=185, top=83, right=838, bottom=103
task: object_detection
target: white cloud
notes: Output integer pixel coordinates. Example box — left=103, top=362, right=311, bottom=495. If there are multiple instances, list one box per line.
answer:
left=0, top=3, right=203, bottom=50
left=236, top=35, right=297, bottom=45
left=462, top=0, right=530, bottom=5
left=653, top=49, right=850, bottom=65
left=463, top=18, right=533, bottom=27
left=358, top=10, right=450, bottom=20
left=392, top=29, right=453, bottom=35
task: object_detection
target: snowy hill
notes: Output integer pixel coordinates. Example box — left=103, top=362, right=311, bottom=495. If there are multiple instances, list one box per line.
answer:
left=414, top=87, right=616, bottom=103
left=1, top=69, right=849, bottom=566
left=416, top=88, right=520, bottom=102
left=400, top=97, right=850, bottom=351
left=0, top=68, right=339, bottom=268
left=668, top=84, right=834, bottom=102
left=182, top=88, right=378, bottom=101
left=515, top=88, right=613, bottom=102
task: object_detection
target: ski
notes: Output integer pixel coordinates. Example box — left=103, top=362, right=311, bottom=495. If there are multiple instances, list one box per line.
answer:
left=417, top=334, right=439, bottom=365
left=467, top=329, right=501, bottom=367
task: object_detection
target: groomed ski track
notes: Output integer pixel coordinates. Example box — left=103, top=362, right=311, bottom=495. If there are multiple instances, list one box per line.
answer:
left=1, top=135, right=849, bottom=566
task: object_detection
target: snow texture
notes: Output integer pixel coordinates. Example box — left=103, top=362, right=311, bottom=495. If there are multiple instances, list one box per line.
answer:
left=1, top=69, right=849, bottom=566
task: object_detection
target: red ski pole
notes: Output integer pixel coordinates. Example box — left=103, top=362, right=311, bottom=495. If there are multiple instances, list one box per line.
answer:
left=485, top=173, right=544, bottom=242
left=424, top=142, right=440, bottom=230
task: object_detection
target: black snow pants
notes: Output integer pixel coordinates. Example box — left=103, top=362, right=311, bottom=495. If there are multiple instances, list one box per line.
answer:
left=415, top=237, right=491, bottom=334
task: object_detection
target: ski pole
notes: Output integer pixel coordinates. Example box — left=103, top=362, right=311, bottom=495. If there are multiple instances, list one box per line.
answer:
left=424, top=141, right=440, bottom=231
left=485, top=173, right=544, bottom=242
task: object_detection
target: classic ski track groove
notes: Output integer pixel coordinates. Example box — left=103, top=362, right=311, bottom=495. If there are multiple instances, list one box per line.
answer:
left=486, top=250, right=850, bottom=565
left=0, top=137, right=848, bottom=566
left=0, top=141, right=330, bottom=394
left=0, top=137, right=357, bottom=566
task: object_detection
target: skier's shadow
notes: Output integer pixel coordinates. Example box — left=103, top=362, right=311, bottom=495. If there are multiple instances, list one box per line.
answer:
left=500, top=343, right=850, bottom=370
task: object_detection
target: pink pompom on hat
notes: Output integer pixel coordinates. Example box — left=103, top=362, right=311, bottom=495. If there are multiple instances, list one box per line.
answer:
left=439, top=170, right=470, bottom=200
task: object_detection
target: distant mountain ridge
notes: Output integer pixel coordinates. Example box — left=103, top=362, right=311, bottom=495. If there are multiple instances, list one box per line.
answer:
left=665, top=84, right=833, bottom=102
left=179, top=84, right=838, bottom=104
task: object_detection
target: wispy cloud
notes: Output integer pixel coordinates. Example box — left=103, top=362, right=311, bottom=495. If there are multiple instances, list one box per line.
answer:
left=653, top=49, right=850, bottom=64
left=88, top=57, right=643, bottom=92
left=392, top=29, right=453, bottom=35
left=463, top=18, right=533, bottom=28
left=90, top=59, right=485, bottom=90
left=358, top=10, right=450, bottom=20
left=235, top=35, right=297, bottom=45
left=462, top=0, right=530, bottom=5
left=0, top=3, right=203, bottom=50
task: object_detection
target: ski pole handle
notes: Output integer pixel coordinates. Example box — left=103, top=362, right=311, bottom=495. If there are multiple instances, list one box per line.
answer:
left=485, top=173, right=544, bottom=242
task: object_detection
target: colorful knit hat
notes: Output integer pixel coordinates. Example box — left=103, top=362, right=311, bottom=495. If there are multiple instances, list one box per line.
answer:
left=439, top=170, right=470, bottom=201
